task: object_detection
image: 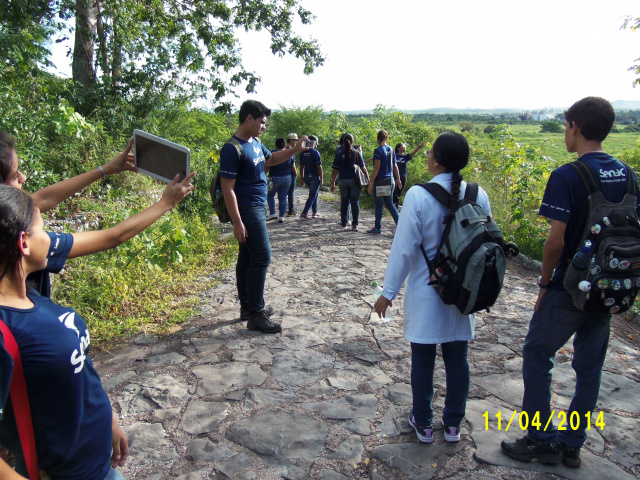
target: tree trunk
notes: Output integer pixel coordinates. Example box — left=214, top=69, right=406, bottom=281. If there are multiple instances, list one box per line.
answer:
left=72, top=0, right=97, bottom=89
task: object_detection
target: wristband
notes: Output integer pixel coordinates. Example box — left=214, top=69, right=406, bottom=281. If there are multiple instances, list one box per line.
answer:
left=97, top=165, right=106, bottom=178
left=537, top=276, right=551, bottom=289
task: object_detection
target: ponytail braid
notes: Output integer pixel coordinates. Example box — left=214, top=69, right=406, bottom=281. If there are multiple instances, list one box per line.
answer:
left=444, top=170, right=463, bottom=224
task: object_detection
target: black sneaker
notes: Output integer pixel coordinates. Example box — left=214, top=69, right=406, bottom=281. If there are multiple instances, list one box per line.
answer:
left=500, top=435, right=562, bottom=465
left=247, top=309, right=282, bottom=334
left=559, top=442, right=581, bottom=468
left=241, top=305, right=274, bottom=320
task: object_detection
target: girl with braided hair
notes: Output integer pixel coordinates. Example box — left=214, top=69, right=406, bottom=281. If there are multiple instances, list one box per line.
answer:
left=373, top=132, right=492, bottom=445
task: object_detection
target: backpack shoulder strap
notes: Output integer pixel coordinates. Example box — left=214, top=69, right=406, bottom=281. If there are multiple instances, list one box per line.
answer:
left=621, top=161, right=637, bottom=196
left=463, top=183, right=479, bottom=202
left=568, top=160, right=599, bottom=194
left=0, top=320, right=40, bottom=480
left=418, top=183, right=453, bottom=208
left=225, top=136, right=243, bottom=158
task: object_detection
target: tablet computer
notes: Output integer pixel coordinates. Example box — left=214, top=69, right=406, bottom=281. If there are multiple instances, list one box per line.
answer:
left=133, top=129, right=190, bottom=183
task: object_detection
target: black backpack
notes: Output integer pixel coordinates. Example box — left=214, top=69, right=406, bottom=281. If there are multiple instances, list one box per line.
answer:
left=418, top=182, right=518, bottom=315
left=209, top=136, right=262, bottom=223
left=562, top=160, right=640, bottom=315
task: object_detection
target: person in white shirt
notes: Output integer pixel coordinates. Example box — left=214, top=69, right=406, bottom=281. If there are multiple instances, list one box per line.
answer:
left=374, top=132, right=491, bottom=445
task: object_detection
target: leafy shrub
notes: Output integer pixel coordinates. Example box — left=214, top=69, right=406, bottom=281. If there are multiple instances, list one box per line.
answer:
left=539, top=121, right=563, bottom=133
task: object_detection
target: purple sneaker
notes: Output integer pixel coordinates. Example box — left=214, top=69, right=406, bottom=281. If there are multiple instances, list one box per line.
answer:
left=408, top=410, right=433, bottom=444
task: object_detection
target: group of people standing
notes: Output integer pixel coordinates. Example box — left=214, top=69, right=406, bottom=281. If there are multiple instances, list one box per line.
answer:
left=373, top=96, right=638, bottom=470
left=0, top=96, right=634, bottom=478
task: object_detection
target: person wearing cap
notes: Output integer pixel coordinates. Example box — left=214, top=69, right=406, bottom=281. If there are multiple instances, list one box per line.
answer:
left=299, top=135, right=323, bottom=219
left=285, top=133, right=299, bottom=216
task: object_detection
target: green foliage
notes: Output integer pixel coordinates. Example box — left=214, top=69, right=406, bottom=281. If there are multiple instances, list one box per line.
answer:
left=460, top=122, right=475, bottom=132
left=539, top=121, right=564, bottom=133
left=53, top=211, right=236, bottom=343
left=483, top=125, right=496, bottom=134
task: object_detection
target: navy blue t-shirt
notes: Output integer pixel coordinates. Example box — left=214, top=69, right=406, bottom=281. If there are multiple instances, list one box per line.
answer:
left=539, top=153, right=640, bottom=289
left=300, top=149, right=322, bottom=180
left=373, top=145, right=396, bottom=179
left=0, top=293, right=112, bottom=480
left=268, top=149, right=294, bottom=177
left=26, top=231, right=74, bottom=298
left=395, top=153, right=413, bottom=178
left=219, top=136, right=272, bottom=207
left=332, top=149, right=365, bottom=181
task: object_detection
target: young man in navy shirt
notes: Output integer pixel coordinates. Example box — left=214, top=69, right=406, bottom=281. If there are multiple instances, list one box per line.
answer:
left=219, top=101, right=307, bottom=334
left=501, top=97, right=640, bottom=467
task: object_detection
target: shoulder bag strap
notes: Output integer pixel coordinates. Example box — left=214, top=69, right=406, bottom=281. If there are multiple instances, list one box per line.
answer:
left=621, top=161, right=636, bottom=195
left=568, top=161, right=599, bottom=194
left=463, top=183, right=479, bottom=202
left=417, top=183, right=454, bottom=277
left=0, top=320, right=39, bottom=480
left=418, top=182, right=453, bottom=207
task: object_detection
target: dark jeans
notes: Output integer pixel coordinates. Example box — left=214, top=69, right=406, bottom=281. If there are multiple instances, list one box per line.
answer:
left=522, top=289, right=610, bottom=448
left=338, top=178, right=360, bottom=227
left=287, top=173, right=297, bottom=213
left=410, top=341, right=470, bottom=428
left=373, top=177, right=399, bottom=230
left=393, top=175, right=407, bottom=206
left=236, top=205, right=271, bottom=313
left=302, top=175, right=321, bottom=215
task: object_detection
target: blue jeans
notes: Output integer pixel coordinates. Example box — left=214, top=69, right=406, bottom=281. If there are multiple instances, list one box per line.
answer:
left=287, top=173, right=297, bottom=213
left=236, top=205, right=271, bottom=313
left=105, top=466, right=126, bottom=480
left=373, top=177, right=399, bottom=230
left=267, top=175, right=291, bottom=218
left=338, top=178, right=361, bottom=227
left=522, top=289, right=610, bottom=448
left=410, top=341, right=470, bottom=428
left=302, top=175, right=321, bottom=215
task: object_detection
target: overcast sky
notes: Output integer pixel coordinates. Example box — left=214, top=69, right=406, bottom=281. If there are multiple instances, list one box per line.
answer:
left=50, top=0, right=640, bottom=112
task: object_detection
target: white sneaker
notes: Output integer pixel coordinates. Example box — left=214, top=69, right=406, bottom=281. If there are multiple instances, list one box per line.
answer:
left=268, top=213, right=278, bottom=220
left=346, top=220, right=352, bottom=226
left=278, top=217, right=285, bottom=223
left=442, top=420, right=461, bottom=442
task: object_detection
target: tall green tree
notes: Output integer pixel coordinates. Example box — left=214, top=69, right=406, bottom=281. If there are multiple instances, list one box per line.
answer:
left=2, top=0, right=324, bottom=119
left=67, top=0, right=325, bottom=116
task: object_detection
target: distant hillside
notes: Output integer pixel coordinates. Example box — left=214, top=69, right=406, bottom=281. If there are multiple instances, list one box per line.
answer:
left=612, top=100, right=640, bottom=110
left=342, top=100, right=640, bottom=116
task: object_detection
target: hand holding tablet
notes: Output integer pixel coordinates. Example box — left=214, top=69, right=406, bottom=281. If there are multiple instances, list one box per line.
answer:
left=133, top=130, right=190, bottom=183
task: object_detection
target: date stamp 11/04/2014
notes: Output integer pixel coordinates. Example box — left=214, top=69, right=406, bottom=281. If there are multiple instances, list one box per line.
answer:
left=482, top=410, right=605, bottom=432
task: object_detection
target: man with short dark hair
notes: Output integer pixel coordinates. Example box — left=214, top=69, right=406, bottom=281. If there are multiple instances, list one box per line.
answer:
left=219, top=101, right=307, bottom=333
left=501, top=97, right=640, bottom=467
left=299, top=135, right=323, bottom=219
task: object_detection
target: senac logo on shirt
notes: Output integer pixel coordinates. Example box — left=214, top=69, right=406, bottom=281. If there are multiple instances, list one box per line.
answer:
left=58, top=312, right=90, bottom=374
left=600, top=167, right=625, bottom=179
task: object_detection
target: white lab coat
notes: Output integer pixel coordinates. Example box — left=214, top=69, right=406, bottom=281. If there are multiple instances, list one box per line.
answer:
left=381, top=173, right=492, bottom=344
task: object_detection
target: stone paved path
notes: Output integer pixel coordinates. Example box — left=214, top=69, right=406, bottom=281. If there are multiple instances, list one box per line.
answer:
left=93, top=188, right=640, bottom=480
